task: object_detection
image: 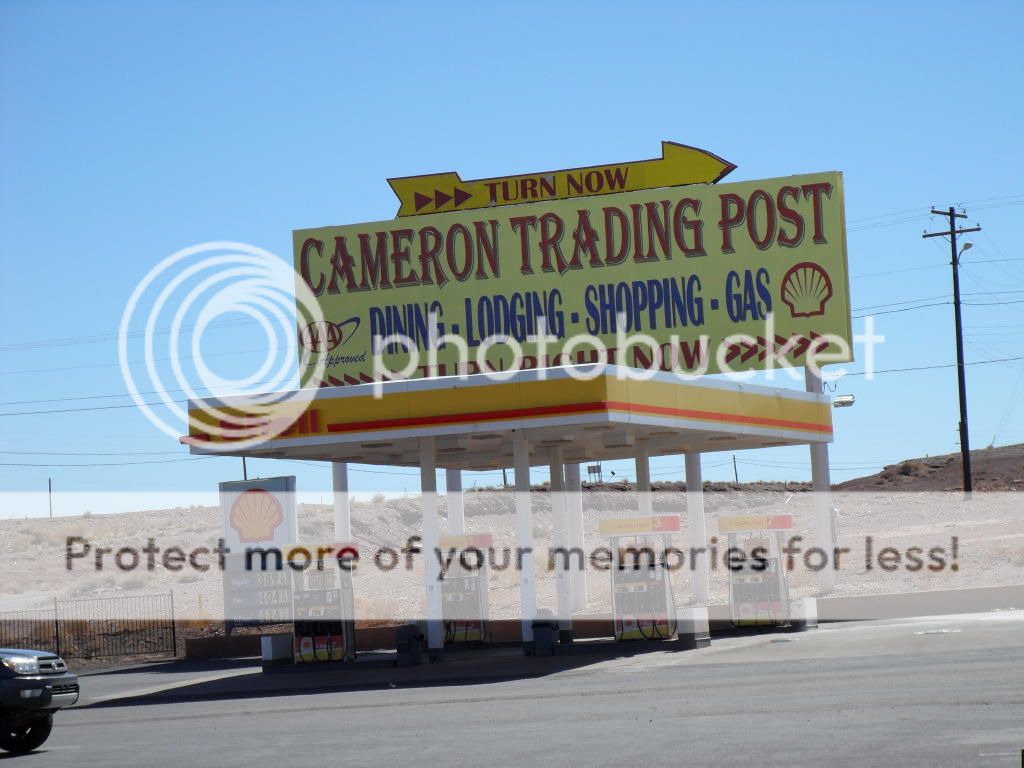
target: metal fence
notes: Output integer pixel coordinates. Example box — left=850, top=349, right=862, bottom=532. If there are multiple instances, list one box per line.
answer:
left=0, top=593, right=176, bottom=659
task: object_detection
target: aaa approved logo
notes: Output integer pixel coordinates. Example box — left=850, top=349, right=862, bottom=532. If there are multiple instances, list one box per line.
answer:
left=299, top=317, right=361, bottom=352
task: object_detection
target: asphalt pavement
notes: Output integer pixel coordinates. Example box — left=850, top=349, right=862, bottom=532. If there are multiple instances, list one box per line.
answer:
left=10, top=611, right=1024, bottom=767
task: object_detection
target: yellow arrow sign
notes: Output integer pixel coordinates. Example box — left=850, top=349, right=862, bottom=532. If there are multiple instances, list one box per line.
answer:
left=387, top=141, right=735, bottom=217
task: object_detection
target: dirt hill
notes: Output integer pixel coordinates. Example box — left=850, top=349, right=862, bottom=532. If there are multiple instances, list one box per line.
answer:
left=835, top=443, right=1024, bottom=492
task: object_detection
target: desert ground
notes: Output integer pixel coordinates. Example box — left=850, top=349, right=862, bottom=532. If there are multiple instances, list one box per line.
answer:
left=1, top=445, right=1022, bottom=626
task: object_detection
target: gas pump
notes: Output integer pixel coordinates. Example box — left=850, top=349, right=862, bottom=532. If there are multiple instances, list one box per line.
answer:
left=290, top=546, right=357, bottom=663
left=599, top=516, right=680, bottom=641
left=719, top=515, right=794, bottom=627
left=439, top=533, right=493, bottom=644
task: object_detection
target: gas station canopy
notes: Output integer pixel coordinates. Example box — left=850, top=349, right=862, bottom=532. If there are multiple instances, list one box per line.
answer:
left=183, top=366, right=832, bottom=469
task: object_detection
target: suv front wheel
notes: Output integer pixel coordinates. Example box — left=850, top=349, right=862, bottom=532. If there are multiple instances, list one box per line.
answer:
left=0, top=713, right=53, bottom=754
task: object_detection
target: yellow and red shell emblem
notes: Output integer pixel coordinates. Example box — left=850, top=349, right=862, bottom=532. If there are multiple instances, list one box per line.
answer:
left=780, top=261, right=833, bottom=318
left=229, top=489, right=284, bottom=543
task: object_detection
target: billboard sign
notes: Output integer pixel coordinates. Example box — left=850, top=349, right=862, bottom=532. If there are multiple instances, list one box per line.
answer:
left=294, top=170, right=851, bottom=385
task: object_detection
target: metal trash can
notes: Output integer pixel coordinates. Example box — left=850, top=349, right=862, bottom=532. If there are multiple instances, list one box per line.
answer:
left=530, top=610, right=558, bottom=657
left=395, top=623, right=425, bottom=667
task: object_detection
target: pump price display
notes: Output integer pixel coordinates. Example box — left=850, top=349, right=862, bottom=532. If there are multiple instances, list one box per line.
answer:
left=293, top=570, right=344, bottom=621
left=719, top=514, right=794, bottom=533
left=295, top=171, right=851, bottom=384
left=599, top=515, right=682, bottom=537
left=256, top=572, right=291, bottom=587
left=257, top=608, right=289, bottom=622
left=257, top=589, right=291, bottom=606
left=222, top=554, right=295, bottom=622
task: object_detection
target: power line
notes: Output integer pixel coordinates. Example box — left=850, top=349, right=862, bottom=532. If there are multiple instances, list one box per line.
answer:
left=0, top=450, right=184, bottom=457
left=962, top=298, right=1024, bottom=306
left=848, top=214, right=931, bottom=233
left=0, top=457, right=213, bottom=467
left=5, top=350, right=1024, bottom=418
left=851, top=301, right=950, bottom=318
left=852, top=294, right=949, bottom=312
left=0, top=317, right=260, bottom=354
left=990, top=366, right=1024, bottom=448
left=0, top=378, right=301, bottom=408
left=847, top=207, right=929, bottom=224
left=962, top=199, right=1024, bottom=212
left=843, top=355, right=1024, bottom=376
left=0, top=401, right=180, bottom=417
left=851, top=264, right=945, bottom=280
left=850, top=256, right=1021, bottom=282
left=274, top=459, right=422, bottom=477
left=956, top=193, right=1024, bottom=206
left=849, top=289, right=1023, bottom=316
left=0, top=345, right=288, bottom=377
left=846, top=195, right=1022, bottom=226
left=738, top=457, right=894, bottom=469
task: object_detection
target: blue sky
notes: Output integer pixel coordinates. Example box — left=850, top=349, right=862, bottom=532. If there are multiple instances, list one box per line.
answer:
left=1, top=0, right=1023, bottom=509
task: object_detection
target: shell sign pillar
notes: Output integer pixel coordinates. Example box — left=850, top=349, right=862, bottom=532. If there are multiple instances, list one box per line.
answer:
left=218, top=477, right=300, bottom=629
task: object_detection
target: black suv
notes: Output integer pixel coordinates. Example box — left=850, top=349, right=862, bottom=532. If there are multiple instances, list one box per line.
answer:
left=0, top=649, right=79, bottom=753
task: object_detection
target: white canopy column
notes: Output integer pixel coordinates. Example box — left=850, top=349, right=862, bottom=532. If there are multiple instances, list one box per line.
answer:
left=636, top=444, right=652, bottom=516
left=564, top=463, right=587, bottom=613
left=332, top=462, right=351, bottom=542
left=419, top=437, right=444, bottom=659
left=512, top=431, right=535, bottom=650
left=685, top=453, right=711, bottom=602
left=445, top=469, right=465, bottom=535
left=548, top=448, right=574, bottom=643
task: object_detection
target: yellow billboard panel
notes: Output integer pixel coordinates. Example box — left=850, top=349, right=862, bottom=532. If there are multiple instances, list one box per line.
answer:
left=293, top=171, right=851, bottom=385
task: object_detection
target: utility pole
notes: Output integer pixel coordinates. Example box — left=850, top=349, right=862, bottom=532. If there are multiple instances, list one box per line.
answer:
left=924, top=207, right=981, bottom=495
left=48, top=477, right=53, bottom=518
left=732, top=454, right=739, bottom=484
left=242, top=457, right=248, bottom=481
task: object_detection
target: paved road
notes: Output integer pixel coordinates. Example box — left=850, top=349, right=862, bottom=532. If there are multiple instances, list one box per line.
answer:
left=15, top=613, right=1024, bottom=767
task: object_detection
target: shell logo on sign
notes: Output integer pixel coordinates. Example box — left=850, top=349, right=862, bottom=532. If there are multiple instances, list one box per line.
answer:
left=780, top=261, right=833, bottom=318
left=230, top=489, right=284, bottom=543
